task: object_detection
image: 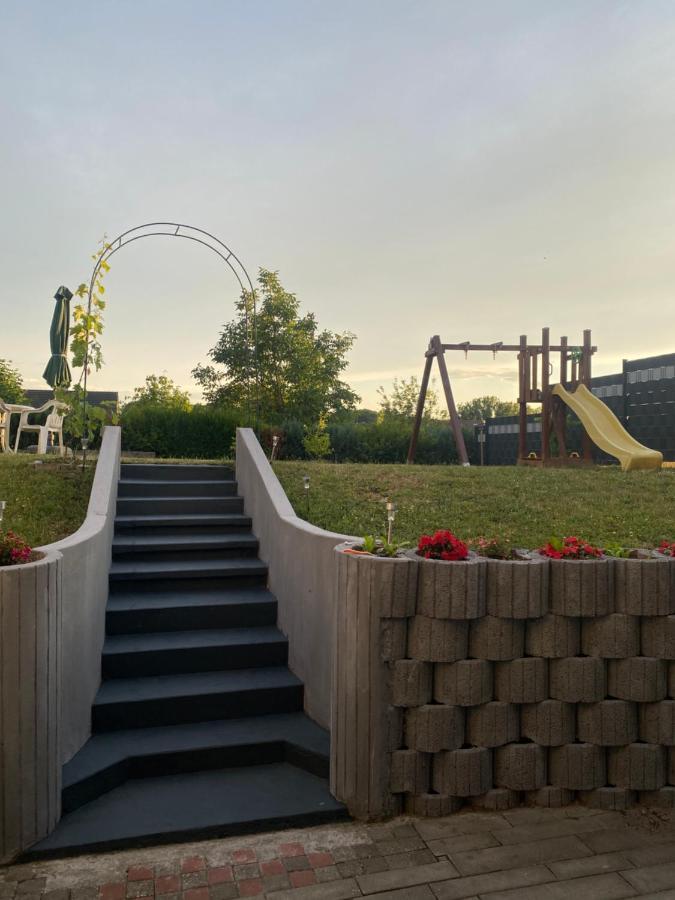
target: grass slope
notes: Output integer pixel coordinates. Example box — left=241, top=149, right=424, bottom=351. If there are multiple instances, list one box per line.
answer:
left=274, top=461, right=675, bottom=549
left=0, top=457, right=94, bottom=547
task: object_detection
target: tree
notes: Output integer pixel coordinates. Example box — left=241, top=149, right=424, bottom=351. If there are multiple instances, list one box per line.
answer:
left=0, top=359, right=25, bottom=403
left=127, top=374, right=192, bottom=411
left=377, top=376, right=445, bottom=421
left=458, top=395, right=519, bottom=422
left=193, top=269, right=358, bottom=424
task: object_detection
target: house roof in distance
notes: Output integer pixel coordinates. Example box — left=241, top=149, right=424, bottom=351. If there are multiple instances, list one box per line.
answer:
left=25, top=389, right=119, bottom=408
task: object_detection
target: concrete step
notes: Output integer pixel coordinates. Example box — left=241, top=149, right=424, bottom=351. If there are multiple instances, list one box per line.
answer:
left=118, top=479, right=238, bottom=498
left=92, top=666, right=304, bottom=730
left=108, top=557, right=267, bottom=585
left=27, top=762, right=347, bottom=858
left=106, top=586, right=278, bottom=634
left=116, top=496, right=244, bottom=517
left=114, top=513, right=253, bottom=533
left=61, top=712, right=331, bottom=814
left=102, top=626, right=289, bottom=677
left=111, top=532, right=259, bottom=563
left=121, top=464, right=234, bottom=481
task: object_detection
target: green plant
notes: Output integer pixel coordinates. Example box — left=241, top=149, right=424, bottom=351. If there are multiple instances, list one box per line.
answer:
left=0, top=529, right=33, bottom=566
left=352, top=534, right=409, bottom=557
left=70, top=237, right=111, bottom=376
left=469, top=537, right=528, bottom=560
left=0, top=359, right=26, bottom=404
left=303, top=416, right=332, bottom=459
left=602, top=542, right=631, bottom=558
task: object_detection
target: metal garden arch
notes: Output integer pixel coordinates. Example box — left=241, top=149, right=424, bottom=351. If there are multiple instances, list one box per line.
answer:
left=81, top=222, right=259, bottom=436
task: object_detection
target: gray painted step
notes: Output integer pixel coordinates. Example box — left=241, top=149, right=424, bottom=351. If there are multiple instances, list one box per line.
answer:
left=28, top=762, right=347, bottom=858
left=109, top=557, right=267, bottom=582
left=106, top=587, right=278, bottom=633
left=121, top=464, right=234, bottom=481
left=62, top=712, right=331, bottom=812
left=92, top=666, right=304, bottom=730
left=114, top=513, right=252, bottom=533
left=102, top=626, right=289, bottom=677
left=118, top=479, right=238, bottom=498
left=111, top=532, right=259, bottom=563
left=116, top=496, right=244, bottom=516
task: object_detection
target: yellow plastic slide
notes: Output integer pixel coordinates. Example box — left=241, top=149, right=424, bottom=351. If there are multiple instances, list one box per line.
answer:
left=552, top=383, right=663, bottom=472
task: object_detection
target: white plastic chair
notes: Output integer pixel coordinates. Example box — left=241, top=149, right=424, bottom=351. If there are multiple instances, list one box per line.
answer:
left=0, top=398, right=10, bottom=453
left=14, top=400, right=68, bottom=455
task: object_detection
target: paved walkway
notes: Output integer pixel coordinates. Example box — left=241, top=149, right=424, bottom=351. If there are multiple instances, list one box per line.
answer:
left=3, top=806, right=675, bottom=899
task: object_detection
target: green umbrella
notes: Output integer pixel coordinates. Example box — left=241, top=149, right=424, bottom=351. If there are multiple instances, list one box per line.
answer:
left=42, top=285, right=73, bottom=389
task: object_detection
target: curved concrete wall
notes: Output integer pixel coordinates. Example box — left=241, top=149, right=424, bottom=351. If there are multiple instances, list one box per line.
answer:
left=40, top=426, right=121, bottom=763
left=235, top=428, right=354, bottom=729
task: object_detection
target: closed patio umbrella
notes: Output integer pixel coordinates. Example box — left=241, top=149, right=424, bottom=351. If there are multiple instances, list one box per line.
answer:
left=42, top=285, right=73, bottom=389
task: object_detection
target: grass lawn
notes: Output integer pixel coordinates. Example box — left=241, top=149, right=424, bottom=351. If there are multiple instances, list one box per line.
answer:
left=274, top=461, right=675, bottom=549
left=0, top=457, right=94, bottom=547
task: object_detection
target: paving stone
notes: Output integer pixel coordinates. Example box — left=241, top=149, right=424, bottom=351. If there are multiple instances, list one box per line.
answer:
left=427, top=833, right=500, bottom=856
left=489, top=811, right=623, bottom=846
left=549, top=657, right=606, bottom=703
left=408, top=616, right=469, bottom=662
left=614, top=556, right=673, bottom=616
left=642, top=616, right=675, bottom=658
left=494, top=743, right=547, bottom=791
left=208, top=886, right=237, bottom=900
left=476, top=872, right=635, bottom=899
left=447, top=834, right=593, bottom=876
left=434, top=660, right=493, bottom=706
left=468, top=616, right=524, bottom=661
left=405, top=704, right=465, bottom=752
left=414, top=812, right=510, bottom=840
left=493, top=658, right=548, bottom=703
left=366, top=887, right=435, bottom=899
left=549, top=557, right=614, bottom=617
left=125, top=883, right=152, bottom=900
left=181, top=857, right=206, bottom=873
left=432, top=747, right=493, bottom=797
left=282, top=856, right=310, bottom=872
left=469, top=788, right=520, bottom=811
left=416, top=555, right=487, bottom=620
left=404, top=793, right=464, bottom=817
left=390, top=749, right=431, bottom=793
left=577, top=699, right=638, bottom=745
left=577, top=787, right=637, bottom=810
left=607, top=742, right=667, bottom=789
left=465, top=702, right=519, bottom=748
left=525, top=786, right=575, bottom=807
left=547, top=851, right=633, bottom=878
left=207, top=867, right=234, bottom=885
left=390, top=659, right=433, bottom=707
left=623, top=840, right=675, bottom=866
left=548, top=743, right=606, bottom=790
left=265, top=877, right=361, bottom=899
left=607, top=657, right=667, bottom=701
left=182, top=871, right=208, bottom=889
left=640, top=700, right=675, bottom=744
left=581, top=614, right=640, bottom=658
left=429, top=865, right=554, bottom=899
left=0, top=886, right=16, bottom=900
left=15, top=883, right=46, bottom=896
left=524, top=614, right=580, bottom=658
left=578, top=827, right=654, bottom=853
left=315, top=866, right=341, bottom=883
left=356, top=860, right=459, bottom=894
left=289, top=870, right=317, bottom=887
left=42, top=892, right=69, bottom=900
left=385, top=849, right=435, bottom=869
left=521, top=700, right=575, bottom=746
left=623, top=862, right=675, bottom=894
left=156, top=875, right=181, bottom=893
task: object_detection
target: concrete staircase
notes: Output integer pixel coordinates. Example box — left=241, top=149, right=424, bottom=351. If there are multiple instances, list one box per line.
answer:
left=29, top=463, right=345, bottom=857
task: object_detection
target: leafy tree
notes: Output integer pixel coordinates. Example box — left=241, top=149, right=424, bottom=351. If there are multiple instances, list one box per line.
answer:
left=0, top=359, right=25, bottom=403
left=377, top=376, right=445, bottom=421
left=193, top=269, right=358, bottom=425
left=303, top=415, right=332, bottom=459
left=127, top=374, right=192, bottom=411
left=458, top=395, right=519, bottom=422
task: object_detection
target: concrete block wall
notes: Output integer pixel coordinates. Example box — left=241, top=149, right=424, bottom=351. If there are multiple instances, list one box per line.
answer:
left=332, top=547, right=675, bottom=818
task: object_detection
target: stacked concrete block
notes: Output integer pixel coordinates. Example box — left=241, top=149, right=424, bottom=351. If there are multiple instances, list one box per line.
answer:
left=485, top=555, right=549, bottom=619
left=432, top=747, right=492, bottom=797
left=405, top=704, right=464, bottom=752
left=466, top=701, right=519, bottom=748
left=416, top=555, right=486, bottom=619
left=408, top=615, right=468, bottom=662
left=469, top=615, right=524, bottom=660
left=374, top=552, right=675, bottom=819
left=434, top=659, right=493, bottom=706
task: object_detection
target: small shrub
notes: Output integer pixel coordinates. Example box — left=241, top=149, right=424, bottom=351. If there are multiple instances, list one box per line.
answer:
left=0, top=530, right=32, bottom=566
left=416, top=529, right=469, bottom=561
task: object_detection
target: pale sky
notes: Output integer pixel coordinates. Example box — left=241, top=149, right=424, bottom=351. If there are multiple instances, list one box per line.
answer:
left=1, top=0, right=675, bottom=409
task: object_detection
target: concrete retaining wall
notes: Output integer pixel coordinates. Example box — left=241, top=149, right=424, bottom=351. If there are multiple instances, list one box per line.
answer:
left=235, top=428, right=354, bottom=729
left=332, top=548, right=675, bottom=818
left=41, top=426, right=121, bottom=763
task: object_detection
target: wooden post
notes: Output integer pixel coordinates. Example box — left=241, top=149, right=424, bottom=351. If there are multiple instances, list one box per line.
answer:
left=582, top=329, right=593, bottom=461
left=560, top=335, right=568, bottom=386
left=432, top=335, right=470, bottom=466
left=541, top=327, right=551, bottom=463
left=518, top=334, right=528, bottom=461
left=407, top=350, right=433, bottom=464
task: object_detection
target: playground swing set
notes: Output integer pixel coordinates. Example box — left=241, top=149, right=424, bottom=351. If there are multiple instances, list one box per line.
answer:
left=407, top=327, right=663, bottom=472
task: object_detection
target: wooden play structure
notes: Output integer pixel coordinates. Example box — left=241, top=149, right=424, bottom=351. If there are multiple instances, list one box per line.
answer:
left=407, top=327, right=663, bottom=471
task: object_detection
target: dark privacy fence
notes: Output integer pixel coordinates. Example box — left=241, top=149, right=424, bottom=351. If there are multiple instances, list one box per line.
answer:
left=485, top=352, right=675, bottom=465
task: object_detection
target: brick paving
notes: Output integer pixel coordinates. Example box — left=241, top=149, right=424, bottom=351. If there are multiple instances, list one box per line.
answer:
left=4, top=806, right=675, bottom=898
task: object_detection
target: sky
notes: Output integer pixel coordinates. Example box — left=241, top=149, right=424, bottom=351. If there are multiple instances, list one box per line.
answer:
left=1, top=0, right=675, bottom=409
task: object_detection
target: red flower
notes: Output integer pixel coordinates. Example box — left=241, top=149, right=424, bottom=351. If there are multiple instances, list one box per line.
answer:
left=416, top=529, right=468, bottom=561
left=658, top=540, right=675, bottom=558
